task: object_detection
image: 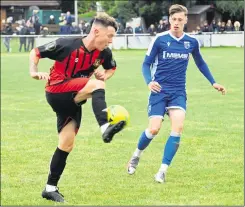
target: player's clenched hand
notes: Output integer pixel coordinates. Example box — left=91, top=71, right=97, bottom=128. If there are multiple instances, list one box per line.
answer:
left=213, top=83, right=226, bottom=95
left=148, top=81, right=162, bottom=93
left=94, top=70, right=105, bottom=81
left=30, top=72, right=50, bottom=81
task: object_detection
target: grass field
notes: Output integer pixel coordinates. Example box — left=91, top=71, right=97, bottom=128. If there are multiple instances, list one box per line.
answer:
left=1, top=47, right=244, bottom=206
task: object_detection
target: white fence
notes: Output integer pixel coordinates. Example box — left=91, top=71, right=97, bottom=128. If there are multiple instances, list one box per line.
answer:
left=2, top=32, right=244, bottom=49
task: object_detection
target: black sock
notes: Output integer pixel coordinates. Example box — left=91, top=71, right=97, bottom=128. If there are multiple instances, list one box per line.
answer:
left=92, top=89, right=108, bottom=126
left=47, top=147, right=69, bottom=186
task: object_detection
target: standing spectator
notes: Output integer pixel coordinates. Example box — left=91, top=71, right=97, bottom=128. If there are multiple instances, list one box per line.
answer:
left=216, top=20, right=222, bottom=32
left=18, top=24, right=28, bottom=52
left=124, top=23, right=133, bottom=34
left=147, top=24, right=156, bottom=36
left=48, top=15, right=56, bottom=24
left=34, top=20, right=42, bottom=35
left=116, top=22, right=124, bottom=34
left=135, top=24, right=143, bottom=34
left=220, top=22, right=226, bottom=33
left=209, top=19, right=218, bottom=32
left=226, top=20, right=233, bottom=31
left=65, top=11, right=72, bottom=26
left=29, top=10, right=39, bottom=26
left=233, top=21, right=241, bottom=31
left=2, top=21, right=13, bottom=52
left=27, top=23, right=35, bottom=51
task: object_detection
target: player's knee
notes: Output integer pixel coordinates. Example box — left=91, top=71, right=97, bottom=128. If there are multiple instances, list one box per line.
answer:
left=149, top=127, right=160, bottom=135
left=58, top=142, right=74, bottom=152
left=173, top=124, right=184, bottom=134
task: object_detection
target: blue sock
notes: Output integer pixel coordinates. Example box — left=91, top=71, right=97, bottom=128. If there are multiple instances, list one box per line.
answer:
left=137, top=129, right=155, bottom=150
left=162, top=133, right=180, bottom=165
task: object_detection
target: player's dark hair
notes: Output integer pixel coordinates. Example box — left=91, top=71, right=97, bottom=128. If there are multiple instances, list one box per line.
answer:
left=91, top=13, right=118, bottom=31
left=169, top=4, right=188, bottom=16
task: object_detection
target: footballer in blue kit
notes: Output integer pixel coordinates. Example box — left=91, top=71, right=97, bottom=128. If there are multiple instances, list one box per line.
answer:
left=127, top=4, right=226, bottom=183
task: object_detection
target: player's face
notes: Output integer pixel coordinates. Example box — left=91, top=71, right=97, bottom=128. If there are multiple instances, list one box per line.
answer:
left=94, top=26, right=116, bottom=51
left=169, top=12, right=187, bottom=34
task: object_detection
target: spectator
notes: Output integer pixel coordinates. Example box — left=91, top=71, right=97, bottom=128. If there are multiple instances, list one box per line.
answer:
left=116, top=22, right=124, bottom=34
left=40, top=26, right=49, bottom=36
left=34, top=20, right=41, bottom=35
left=71, top=22, right=81, bottom=34
left=84, top=22, right=91, bottom=34
left=27, top=23, right=35, bottom=51
left=163, top=19, right=169, bottom=31
left=48, top=15, right=56, bottom=24
left=233, top=21, right=241, bottom=31
left=216, top=20, right=222, bottom=32
left=220, top=22, right=226, bottom=33
left=202, top=20, right=209, bottom=32
left=157, top=19, right=165, bottom=33
left=18, top=24, right=28, bottom=52
left=135, top=24, right=143, bottom=34
left=124, top=23, right=133, bottom=34
left=226, top=19, right=233, bottom=31
left=196, top=26, right=202, bottom=34
left=29, top=10, right=39, bottom=25
left=59, top=14, right=66, bottom=25
left=65, top=11, right=72, bottom=26
left=147, top=24, right=156, bottom=36
left=209, top=19, right=218, bottom=33
left=2, top=21, right=13, bottom=52
left=59, top=20, right=71, bottom=34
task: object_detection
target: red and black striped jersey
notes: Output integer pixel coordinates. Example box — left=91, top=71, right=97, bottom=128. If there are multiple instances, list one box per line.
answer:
left=35, top=37, right=116, bottom=85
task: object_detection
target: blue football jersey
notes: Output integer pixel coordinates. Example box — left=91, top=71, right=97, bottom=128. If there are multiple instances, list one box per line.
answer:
left=144, top=31, right=213, bottom=91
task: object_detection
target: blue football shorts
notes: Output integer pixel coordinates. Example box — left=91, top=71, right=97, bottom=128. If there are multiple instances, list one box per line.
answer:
left=147, top=90, right=187, bottom=119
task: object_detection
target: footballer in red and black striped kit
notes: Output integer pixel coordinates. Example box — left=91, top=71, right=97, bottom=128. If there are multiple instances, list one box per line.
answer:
left=29, top=13, right=125, bottom=202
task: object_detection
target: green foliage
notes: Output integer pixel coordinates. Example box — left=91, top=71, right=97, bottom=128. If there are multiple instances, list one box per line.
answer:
left=100, top=0, right=170, bottom=26
left=79, top=11, right=97, bottom=19
left=215, top=1, right=244, bottom=18
left=78, top=0, right=97, bottom=14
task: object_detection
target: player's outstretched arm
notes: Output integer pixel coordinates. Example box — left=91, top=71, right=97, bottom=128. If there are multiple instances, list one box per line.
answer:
left=192, top=39, right=226, bottom=95
left=29, top=49, right=49, bottom=81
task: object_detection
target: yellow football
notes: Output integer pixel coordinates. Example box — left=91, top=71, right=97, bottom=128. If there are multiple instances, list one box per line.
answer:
left=106, top=105, right=130, bottom=126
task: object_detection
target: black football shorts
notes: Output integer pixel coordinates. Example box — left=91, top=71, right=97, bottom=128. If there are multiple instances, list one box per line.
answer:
left=46, top=91, right=82, bottom=134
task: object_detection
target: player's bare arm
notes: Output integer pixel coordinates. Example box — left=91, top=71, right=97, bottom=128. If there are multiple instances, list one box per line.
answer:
left=213, top=83, right=226, bottom=95
left=29, top=49, right=49, bottom=81
left=148, top=81, right=162, bottom=93
left=94, top=68, right=115, bottom=81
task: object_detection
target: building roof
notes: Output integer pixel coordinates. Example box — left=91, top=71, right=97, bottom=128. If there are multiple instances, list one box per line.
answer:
left=188, top=5, right=211, bottom=15
left=1, top=1, right=60, bottom=7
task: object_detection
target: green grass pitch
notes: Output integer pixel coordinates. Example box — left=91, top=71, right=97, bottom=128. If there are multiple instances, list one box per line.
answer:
left=1, top=46, right=244, bottom=205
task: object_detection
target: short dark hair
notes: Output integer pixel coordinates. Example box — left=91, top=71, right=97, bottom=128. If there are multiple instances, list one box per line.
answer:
left=169, top=4, right=188, bottom=16
left=91, top=13, right=118, bottom=31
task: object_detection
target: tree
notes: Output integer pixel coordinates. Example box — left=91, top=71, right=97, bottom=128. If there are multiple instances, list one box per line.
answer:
left=77, top=1, right=97, bottom=14
left=215, top=0, right=244, bottom=19
left=100, top=0, right=171, bottom=26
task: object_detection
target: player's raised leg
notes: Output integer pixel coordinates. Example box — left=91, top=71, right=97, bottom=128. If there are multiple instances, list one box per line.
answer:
left=128, top=116, right=163, bottom=174
left=73, top=79, right=125, bottom=143
left=155, top=109, right=185, bottom=183
left=42, top=120, right=77, bottom=202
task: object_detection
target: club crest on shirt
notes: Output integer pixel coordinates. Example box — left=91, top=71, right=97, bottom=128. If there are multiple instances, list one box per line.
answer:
left=93, top=59, right=101, bottom=68
left=184, top=41, right=190, bottom=49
